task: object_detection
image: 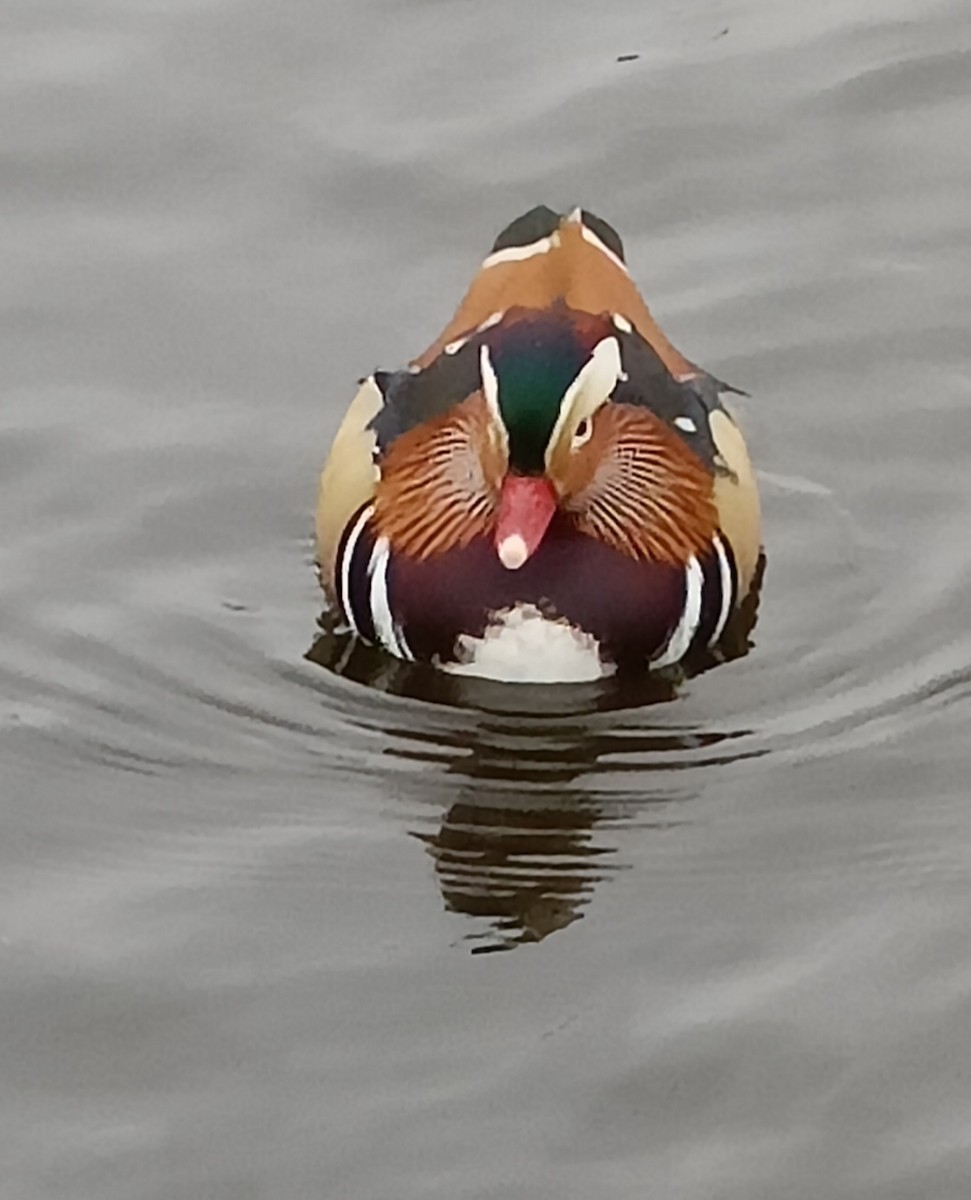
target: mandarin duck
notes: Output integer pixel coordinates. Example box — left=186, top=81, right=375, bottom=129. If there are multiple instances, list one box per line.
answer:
left=315, top=206, right=761, bottom=683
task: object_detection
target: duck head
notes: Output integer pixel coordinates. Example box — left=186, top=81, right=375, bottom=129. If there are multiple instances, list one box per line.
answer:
left=373, top=309, right=718, bottom=569
left=480, top=314, right=621, bottom=569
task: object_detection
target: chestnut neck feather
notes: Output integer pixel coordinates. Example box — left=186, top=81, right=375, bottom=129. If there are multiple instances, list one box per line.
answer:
left=565, top=405, right=718, bottom=564
left=373, top=393, right=502, bottom=560
left=374, top=395, right=717, bottom=568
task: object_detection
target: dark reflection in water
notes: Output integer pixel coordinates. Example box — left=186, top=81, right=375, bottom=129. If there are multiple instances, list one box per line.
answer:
left=427, top=723, right=621, bottom=953
left=415, top=792, right=610, bottom=953
left=307, top=563, right=763, bottom=950
left=414, top=717, right=762, bottom=952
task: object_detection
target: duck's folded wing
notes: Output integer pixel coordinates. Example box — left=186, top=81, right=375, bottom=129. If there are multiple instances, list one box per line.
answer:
left=368, top=341, right=481, bottom=452
left=412, top=205, right=697, bottom=379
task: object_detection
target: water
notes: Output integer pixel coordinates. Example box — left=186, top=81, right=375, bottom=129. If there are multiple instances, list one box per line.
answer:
left=3, top=0, right=971, bottom=1195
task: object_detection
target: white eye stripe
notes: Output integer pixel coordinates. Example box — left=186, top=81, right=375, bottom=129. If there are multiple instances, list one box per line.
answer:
left=674, top=416, right=698, bottom=433
left=546, top=336, right=622, bottom=468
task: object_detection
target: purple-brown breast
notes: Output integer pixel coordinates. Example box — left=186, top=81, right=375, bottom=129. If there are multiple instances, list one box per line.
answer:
left=388, top=511, right=688, bottom=667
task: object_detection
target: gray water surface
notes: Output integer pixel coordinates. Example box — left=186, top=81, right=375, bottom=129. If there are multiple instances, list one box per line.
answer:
left=4, top=1, right=971, bottom=1196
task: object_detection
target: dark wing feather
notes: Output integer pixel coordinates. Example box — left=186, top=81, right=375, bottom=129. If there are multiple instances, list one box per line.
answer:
left=369, top=340, right=482, bottom=453
left=613, top=330, right=735, bottom=472
left=579, top=209, right=626, bottom=262
left=490, top=205, right=561, bottom=253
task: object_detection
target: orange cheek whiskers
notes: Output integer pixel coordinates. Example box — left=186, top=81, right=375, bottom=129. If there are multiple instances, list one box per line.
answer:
left=564, top=409, right=718, bottom=565
left=372, top=393, right=502, bottom=560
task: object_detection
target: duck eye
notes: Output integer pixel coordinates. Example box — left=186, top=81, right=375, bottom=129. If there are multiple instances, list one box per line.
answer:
left=572, top=417, right=592, bottom=449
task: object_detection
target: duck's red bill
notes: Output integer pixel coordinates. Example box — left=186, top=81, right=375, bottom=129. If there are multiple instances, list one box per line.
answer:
left=494, top=475, right=558, bottom=570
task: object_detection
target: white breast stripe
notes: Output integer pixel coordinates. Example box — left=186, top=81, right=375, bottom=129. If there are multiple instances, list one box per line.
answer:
left=368, top=536, right=414, bottom=661
left=340, top=504, right=373, bottom=636
left=709, top=536, right=735, bottom=646
left=652, top=556, right=703, bottom=670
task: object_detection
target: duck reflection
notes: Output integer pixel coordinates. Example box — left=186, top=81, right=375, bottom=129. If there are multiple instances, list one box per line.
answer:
left=405, top=714, right=756, bottom=952
left=413, top=793, right=607, bottom=952
left=305, top=555, right=763, bottom=952
left=415, top=723, right=621, bottom=953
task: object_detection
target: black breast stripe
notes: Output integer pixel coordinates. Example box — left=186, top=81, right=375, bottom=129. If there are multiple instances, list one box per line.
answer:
left=335, top=503, right=378, bottom=645
left=690, top=534, right=737, bottom=654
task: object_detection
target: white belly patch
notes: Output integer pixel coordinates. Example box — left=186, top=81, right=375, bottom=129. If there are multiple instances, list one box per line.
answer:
left=446, top=604, right=609, bottom=683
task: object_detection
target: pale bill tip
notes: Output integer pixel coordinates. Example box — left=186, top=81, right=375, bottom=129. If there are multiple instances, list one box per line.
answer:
left=497, top=534, right=528, bottom=571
